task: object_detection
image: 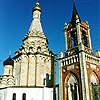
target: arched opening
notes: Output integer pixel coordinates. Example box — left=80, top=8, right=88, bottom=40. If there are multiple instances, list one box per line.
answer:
left=12, top=93, right=16, bottom=100
left=90, top=74, right=99, bottom=100
left=65, top=74, right=79, bottom=100
left=37, top=46, right=41, bottom=52
left=22, top=93, right=26, bottom=100
left=82, top=31, right=88, bottom=47
left=90, top=74, right=98, bottom=84
left=71, top=31, right=77, bottom=48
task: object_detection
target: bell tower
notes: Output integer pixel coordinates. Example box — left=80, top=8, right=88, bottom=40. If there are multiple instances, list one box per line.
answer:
left=64, top=3, right=92, bottom=51
left=59, top=2, right=100, bottom=100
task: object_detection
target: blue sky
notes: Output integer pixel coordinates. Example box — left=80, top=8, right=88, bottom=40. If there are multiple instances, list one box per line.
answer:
left=0, top=0, right=100, bottom=83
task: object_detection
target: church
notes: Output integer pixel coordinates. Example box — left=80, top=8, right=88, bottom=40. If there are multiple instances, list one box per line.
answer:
left=58, top=2, right=100, bottom=100
left=0, top=1, right=100, bottom=100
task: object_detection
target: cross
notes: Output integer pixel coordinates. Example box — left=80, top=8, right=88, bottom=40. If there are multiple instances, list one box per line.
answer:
left=9, top=50, right=12, bottom=57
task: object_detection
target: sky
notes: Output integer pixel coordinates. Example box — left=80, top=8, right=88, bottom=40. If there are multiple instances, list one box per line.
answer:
left=0, top=0, right=100, bottom=83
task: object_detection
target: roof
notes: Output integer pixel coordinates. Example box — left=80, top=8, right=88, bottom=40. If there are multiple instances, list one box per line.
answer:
left=71, top=2, right=81, bottom=25
left=32, top=2, right=42, bottom=12
left=3, top=57, right=14, bottom=66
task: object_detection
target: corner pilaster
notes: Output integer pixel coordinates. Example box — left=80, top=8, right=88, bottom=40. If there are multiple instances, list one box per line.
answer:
left=78, top=43, right=90, bottom=100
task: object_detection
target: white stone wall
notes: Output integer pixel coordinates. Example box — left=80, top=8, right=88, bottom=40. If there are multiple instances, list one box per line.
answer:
left=13, top=52, right=54, bottom=86
left=0, top=88, right=7, bottom=100
left=4, top=65, right=13, bottom=75
left=13, top=58, right=21, bottom=86
left=28, top=55, right=36, bottom=86
left=0, top=87, right=54, bottom=100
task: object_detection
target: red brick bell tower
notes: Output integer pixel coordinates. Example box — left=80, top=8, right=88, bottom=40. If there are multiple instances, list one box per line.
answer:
left=58, top=2, right=100, bottom=100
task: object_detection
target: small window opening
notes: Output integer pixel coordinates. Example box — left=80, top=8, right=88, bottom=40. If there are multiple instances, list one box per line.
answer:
left=12, top=93, right=16, bottom=100
left=71, top=32, right=77, bottom=48
left=82, top=31, right=88, bottom=47
left=22, top=93, right=26, bottom=100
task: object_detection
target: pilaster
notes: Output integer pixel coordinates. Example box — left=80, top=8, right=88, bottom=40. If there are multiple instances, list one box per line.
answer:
left=78, top=43, right=90, bottom=100
left=58, top=52, right=63, bottom=100
left=76, top=23, right=81, bottom=44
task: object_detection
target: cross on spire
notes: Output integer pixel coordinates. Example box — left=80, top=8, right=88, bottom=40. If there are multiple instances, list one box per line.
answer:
left=9, top=50, right=12, bottom=57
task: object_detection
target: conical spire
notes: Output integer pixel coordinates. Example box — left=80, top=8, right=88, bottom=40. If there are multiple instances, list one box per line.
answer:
left=71, top=1, right=81, bottom=25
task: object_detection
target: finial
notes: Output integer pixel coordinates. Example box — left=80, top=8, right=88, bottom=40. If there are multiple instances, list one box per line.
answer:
left=64, top=22, right=67, bottom=26
left=72, top=0, right=76, bottom=8
left=36, top=2, right=39, bottom=6
left=32, top=1, right=42, bottom=12
left=36, top=0, right=39, bottom=4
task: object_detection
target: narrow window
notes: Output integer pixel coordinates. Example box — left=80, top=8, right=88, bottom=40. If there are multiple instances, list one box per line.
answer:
left=82, top=31, right=88, bottom=47
left=71, top=31, right=77, bottom=48
left=12, top=93, right=16, bottom=100
left=22, top=93, right=26, bottom=100
left=71, top=37, right=74, bottom=48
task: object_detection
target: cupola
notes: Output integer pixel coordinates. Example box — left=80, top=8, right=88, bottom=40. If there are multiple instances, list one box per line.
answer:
left=32, top=2, right=42, bottom=12
left=3, top=57, right=14, bottom=66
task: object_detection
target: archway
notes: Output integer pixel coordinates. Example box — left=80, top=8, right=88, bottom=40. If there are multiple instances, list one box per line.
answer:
left=65, top=74, right=79, bottom=100
left=90, top=74, right=99, bottom=100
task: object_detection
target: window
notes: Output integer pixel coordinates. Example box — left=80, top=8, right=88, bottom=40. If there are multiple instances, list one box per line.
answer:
left=82, top=31, right=88, bottom=47
left=22, top=93, right=26, bottom=100
left=12, top=93, right=16, bottom=100
left=90, top=75, right=99, bottom=100
left=66, top=75, right=79, bottom=100
left=71, top=31, right=77, bottom=48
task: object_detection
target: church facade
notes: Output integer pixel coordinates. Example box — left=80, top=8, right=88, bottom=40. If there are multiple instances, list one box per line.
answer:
left=0, top=1, right=100, bottom=100
left=58, top=2, right=100, bottom=100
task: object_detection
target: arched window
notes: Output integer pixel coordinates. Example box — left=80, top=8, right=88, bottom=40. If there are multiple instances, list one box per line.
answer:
left=71, top=36, right=75, bottom=48
left=90, top=75, right=99, bottom=100
left=82, top=31, right=88, bottom=47
left=71, top=32, right=77, bottom=48
left=12, top=93, right=16, bottom=100
left=22, top=93, right=26, bottom=100
left=66, top=75, right=79, bottom=100
left=37, top=46, right=41, bottom=52
left=90, top=74, right=98, bottom=84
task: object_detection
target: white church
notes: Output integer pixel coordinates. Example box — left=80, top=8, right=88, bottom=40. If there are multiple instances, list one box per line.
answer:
left=0, top=2, right=57, bottom=100
left=0, top=1, right=100, bottom=100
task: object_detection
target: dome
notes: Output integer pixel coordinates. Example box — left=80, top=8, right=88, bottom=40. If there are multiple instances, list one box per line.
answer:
left=32, top=2, right=42, bottom=12
left=3, top=57, right=14, bottom=66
